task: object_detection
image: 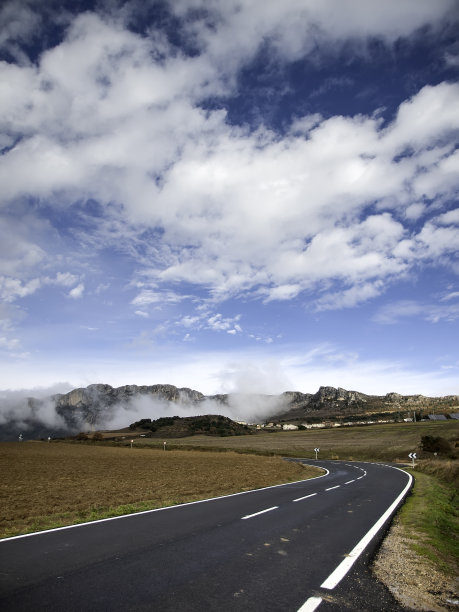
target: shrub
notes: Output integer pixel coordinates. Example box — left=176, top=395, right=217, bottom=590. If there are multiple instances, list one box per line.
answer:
left=420, top=435, right=452, bottom=454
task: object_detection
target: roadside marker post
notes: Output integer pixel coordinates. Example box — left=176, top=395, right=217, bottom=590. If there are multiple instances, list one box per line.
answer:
left=314, top=447, right=320, bottom=460
left=163, top=441, right=167, bottom=451
left=130, top=439, right=134, bottom=449
left=408, top=452, right=416, bottom=467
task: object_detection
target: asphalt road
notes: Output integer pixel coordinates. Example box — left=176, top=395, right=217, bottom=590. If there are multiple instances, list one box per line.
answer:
left=0, top=460, right=412, bottom=611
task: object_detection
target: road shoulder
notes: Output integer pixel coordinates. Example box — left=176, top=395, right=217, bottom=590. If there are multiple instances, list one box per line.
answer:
left=373, top=514, right=458, bottom=611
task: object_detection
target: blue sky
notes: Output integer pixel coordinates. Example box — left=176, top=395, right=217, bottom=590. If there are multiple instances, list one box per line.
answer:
left=0, top=0, right=458, bottom=396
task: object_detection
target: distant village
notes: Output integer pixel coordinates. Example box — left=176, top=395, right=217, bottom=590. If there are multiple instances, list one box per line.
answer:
left=237, top=412, right=459, bottom=431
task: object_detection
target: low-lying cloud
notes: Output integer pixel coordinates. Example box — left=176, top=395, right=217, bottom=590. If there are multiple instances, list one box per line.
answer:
left=0, top=383, right=73, bottom=432
left=0, top=380, right=290, bottom=438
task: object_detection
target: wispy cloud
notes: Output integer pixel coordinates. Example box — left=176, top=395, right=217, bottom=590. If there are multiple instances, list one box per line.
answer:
left=373, top=299, right=459, bottom=324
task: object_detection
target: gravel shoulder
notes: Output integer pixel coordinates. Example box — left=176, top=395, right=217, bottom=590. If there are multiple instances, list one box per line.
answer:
left=373, top=519, right=459, bottom=611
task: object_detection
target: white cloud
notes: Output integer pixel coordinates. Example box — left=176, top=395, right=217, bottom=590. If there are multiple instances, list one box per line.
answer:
left=54, top=272, right=79, bottom=287
left=207, top=313, right=241, bottom=332
left=68, top=282, right=84, bottom=299
left=0, top=382, right=72, bottom=429
left=264, top=284, right=302, bottom=302
left=0, top=1, right=457, bottom=321
left=315, top=281, right=385, bottom=311
left=0, top=336, right=20, bottom=350
left=179, top=315, right=202, bottom=329
left=171, top=0, right=456, bottom=69
left=131, top=289, right=185, bottom=306
left=415, top=222, right=459, bottom=259
left=404, top=203, right=426, bottom=220
left=384, top=82, right=459, bottom=152
left=373, top=299, right=459, bottom=324
left=441, top=291, right=459, bottom=302
left=435, top=208, right=459, bottom=226
left=0, top=276, right=41, bottom=302
left=0, top=217, right=46, bottom=276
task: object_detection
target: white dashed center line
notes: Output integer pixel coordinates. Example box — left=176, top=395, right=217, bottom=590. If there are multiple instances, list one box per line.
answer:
left=297, top=596, right=323, bottom=611
left=325, top=485, right=340, bottom=491
left=241, top=506, right=278, bottom=520
left=293, top=493, right=318, bottom=503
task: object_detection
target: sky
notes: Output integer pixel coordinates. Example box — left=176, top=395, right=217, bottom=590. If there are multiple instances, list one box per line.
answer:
left=0, top=0, right=458, bottom=398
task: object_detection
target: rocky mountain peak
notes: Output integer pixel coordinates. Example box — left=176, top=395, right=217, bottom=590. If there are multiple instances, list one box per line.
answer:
left=1, top=383, right=457, bottom=441
left=314, top=386, right=367, bottom=404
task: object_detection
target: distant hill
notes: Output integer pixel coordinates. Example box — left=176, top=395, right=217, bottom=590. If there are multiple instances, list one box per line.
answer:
left=274, top=386, right=459, bottom=422
left=127, top=414, right=253, bottom=438
left=0, top=383, right=457, bottom=441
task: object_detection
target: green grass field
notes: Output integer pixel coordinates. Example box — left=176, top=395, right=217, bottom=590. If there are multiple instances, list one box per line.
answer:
left=113, top=420, right=459, bottom=462
left=400, top=465, right=458, bottom=576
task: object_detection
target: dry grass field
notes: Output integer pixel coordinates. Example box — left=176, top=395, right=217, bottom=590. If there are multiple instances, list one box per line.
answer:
left=0, top=442, right=315, bottom=538
left=130, top=420, right=459, bottom=462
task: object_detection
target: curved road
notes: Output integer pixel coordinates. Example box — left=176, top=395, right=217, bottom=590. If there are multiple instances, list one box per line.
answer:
left=0, top=460, right=412, bottom=611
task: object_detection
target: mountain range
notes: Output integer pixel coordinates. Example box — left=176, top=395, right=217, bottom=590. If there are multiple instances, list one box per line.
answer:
left=1, top=383, right=457, bottom=441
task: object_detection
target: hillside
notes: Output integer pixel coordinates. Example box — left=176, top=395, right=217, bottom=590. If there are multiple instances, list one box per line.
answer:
left=275, top=386, right=459, bottom=422
left=127, top=414, right=253, bottom=438
left=0, top=383, right=457, bottom=441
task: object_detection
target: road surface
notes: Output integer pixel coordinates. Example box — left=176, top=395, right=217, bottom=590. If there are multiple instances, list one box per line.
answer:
left=0, top=460, right=412, bottom=611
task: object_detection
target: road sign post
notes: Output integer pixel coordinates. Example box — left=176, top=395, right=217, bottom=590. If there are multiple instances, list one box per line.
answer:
left=408, top=452, right=416, bottom=467
left=314, top=447, right=319, bottom=460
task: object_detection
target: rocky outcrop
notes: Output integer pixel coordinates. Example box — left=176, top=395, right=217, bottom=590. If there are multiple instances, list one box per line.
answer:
left=271, top=387, right=458, bottom=421
left=54, top=383, right=205, bottom=409
left=1, top=383, right=457, bottom=440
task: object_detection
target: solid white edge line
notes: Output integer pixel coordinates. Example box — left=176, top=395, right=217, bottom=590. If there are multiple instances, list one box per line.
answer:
left=241, top=506, right=279, bottom=520
left=293, top=493, right=318, bottom=503
left=0, top=465, right=330, bottom=543
left=321, top=467, right=413, bottom=590
left=297, top=596, right=323, bottom=611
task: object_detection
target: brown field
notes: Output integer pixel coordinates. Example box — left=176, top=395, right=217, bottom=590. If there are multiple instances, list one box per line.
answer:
left=0, top=442, right=316, bottom=538
left=126, top=420, right=459, bottom=462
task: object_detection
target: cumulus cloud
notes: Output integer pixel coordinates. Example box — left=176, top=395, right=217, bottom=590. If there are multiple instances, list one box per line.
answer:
left=0, top=0, right=458, bottom=378
left=0, top=5, right=458, bottom=311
